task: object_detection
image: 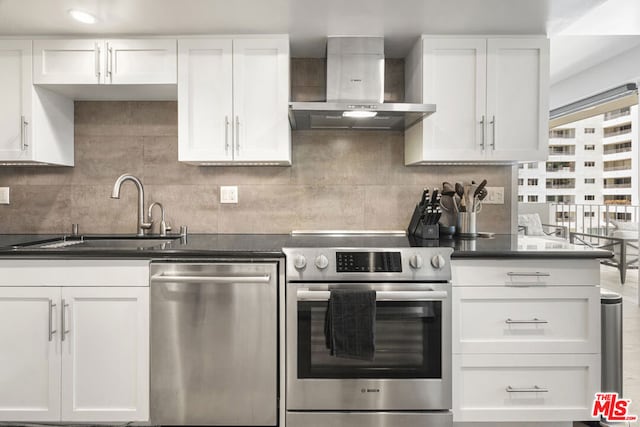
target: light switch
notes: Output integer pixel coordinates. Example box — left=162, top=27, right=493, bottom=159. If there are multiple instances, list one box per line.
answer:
left=220, top=186, right=238, bottom=204
left=0, top=187, right=9, bottom=205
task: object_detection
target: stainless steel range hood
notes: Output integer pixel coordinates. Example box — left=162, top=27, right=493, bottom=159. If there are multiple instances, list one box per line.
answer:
left=289, top=36, right=435, bottom=131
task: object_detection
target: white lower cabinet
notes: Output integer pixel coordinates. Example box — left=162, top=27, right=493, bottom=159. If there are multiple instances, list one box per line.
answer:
left=451, top=259, right=601, bottom=424
left=0, top=287, right=61, bottom=421
left=0, top=261, right=149, bottom=423
left=453, top=354, right=599, bottom=422
left=61, top=287, right=149, bottom=422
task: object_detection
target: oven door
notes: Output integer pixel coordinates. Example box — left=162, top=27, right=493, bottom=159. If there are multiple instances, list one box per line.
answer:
left=286, top=282, right=451, bottom=411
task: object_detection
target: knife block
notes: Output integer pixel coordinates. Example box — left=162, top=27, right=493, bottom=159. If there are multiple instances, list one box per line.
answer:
left=407, top=204, right=440, bottom=240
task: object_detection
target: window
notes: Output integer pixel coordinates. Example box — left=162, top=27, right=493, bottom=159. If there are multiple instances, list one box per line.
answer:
left=527, top=162, right=539, bottom=169
left=604, top=123, right=631, bottom=137
left=547, top=195, right=575, bottom=203
left=518, top=178, right=523, bottom=186
left=584, top=195, right=595, bottom=201
left=603, top=141, right=632, bottom=154
left=518, top=163, right=524, bottom=169
left=584, top=128, right=595, bottom=134
left=604, top=195, right=632, bottom=205
left=528, top=179, right=538, bottom=186
left=584, top=161, right=595, bottom=167
left=604, top=159, right=632, bottom=171
left=528, top=195, right=538, bottom=202
left=604, top=177, right=632, bottom=189
left=549, top=145, right=576, bottom=155
left=517, top=195, right=524, bottom=202
left=546, top=178, right=575, bottom=189
left=549, top=128, right=576, bottom=138
left=584, top=144, right=595, bottom=150
left=584, top=178, right=595, bottom=184
left=584, top=212, right=595, bottom=217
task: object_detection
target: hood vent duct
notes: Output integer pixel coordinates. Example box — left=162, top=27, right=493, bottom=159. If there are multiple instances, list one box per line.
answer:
left=289, top=36, right=435, bottom=131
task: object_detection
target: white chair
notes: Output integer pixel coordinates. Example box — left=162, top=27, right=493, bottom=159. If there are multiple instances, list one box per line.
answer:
left=517, top=213, right=568, bottom=240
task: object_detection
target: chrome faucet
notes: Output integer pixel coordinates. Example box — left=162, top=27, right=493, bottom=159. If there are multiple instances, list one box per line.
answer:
left=111, top=174, right=152, bottom=236
left=148, top=202, right=172, bottom=237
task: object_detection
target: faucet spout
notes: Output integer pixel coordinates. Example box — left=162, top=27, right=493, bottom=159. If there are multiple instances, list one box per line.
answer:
left=111, top=174, right=152, bottom=236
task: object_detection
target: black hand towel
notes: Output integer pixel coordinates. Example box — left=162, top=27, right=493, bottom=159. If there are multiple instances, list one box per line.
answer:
left=324, top=289, right=376, bottom=361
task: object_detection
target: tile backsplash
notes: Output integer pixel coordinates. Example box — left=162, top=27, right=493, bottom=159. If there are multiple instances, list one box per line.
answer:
left=0, top=59, right=513, bottom=235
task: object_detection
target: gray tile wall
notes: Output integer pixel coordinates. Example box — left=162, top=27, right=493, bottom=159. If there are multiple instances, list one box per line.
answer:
left=0, top=59, right=513, bottom=235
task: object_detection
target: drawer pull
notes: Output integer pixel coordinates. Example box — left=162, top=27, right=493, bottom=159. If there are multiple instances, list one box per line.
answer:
left=505, top=318, right=548, bottom=325
left=506, top=385, right=549, bottom=393
left=506, top=272, right=550, bottom=278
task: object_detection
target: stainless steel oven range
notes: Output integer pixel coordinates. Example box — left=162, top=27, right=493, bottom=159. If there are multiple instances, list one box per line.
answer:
left=283, top=245, right=453, bottom=427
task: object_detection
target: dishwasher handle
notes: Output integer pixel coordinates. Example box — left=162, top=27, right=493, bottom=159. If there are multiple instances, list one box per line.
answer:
left=151, top=274, right=271, bottom=284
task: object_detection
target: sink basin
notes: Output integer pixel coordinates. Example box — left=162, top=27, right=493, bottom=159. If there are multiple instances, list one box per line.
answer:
left=17, top=235, right=182, bottom=250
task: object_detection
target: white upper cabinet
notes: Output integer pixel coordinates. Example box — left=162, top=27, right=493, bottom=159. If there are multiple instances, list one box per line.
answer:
left=485, top=38, right=549, bottom=162
left=178, top=39, right=234, bottom=162
left=34, top=39, right=177, bottom=85
left=405, top=36, right=549, bottom=164
left=232, top=38, right=290, bottom=163
left=178, top=36, right=291, bottom=165
left=0, top=40, right=73, bottom=166
left=0, top=40, right=32, bottom=162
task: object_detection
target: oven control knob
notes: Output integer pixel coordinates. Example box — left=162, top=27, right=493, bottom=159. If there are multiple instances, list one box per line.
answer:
left=315, top=254, right=329, bottom=270
left=409, top=254, right=423, bottom=269
left=293, top=255, right=307, bottom=270
left=431, top=254, right=446, bottom=269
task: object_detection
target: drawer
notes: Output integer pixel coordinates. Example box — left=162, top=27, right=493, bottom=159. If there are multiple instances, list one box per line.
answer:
left=0, top=260, right=150, bottom=287
left=452, top=259, right=600, bottom=287
left=453, top=286, right=600, bottom=354
left=453, top=354, right=600, bottom=422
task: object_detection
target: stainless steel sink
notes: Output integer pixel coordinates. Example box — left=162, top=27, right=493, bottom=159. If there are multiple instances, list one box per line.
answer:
left=16, top=235, right=182, bottom=250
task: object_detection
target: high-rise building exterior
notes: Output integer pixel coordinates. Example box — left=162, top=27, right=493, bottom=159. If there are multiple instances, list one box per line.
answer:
left=518, top=105, right=638, bottom=229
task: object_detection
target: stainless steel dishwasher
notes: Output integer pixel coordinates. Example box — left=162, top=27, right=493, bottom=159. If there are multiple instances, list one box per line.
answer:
left=150, top=261, right=278, bottom=426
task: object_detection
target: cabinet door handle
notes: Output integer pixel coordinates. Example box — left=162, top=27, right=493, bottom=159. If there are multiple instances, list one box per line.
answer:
left=95, top=43, right=101, bottom=81
left=479, top=115, right=485, bottom=151
left=506, top=385, right=548, bottom=393
left=61, top=299, right=70, bottom=341
left=48, top=300, right=57, bottom=342
left=20, top=116, right=29, bottom=151
left=235, top=116, right=240, bottom=156
left=505, top=318, right=548, bottom=324
left=490, top=115, right=496, bottom=149
left=507, top=272, right=550, bottom=278
left=225, top=116, right=230, bottom=155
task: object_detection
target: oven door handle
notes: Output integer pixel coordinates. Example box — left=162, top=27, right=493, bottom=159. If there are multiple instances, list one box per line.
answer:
left=296, top=290, right=448, bottom=301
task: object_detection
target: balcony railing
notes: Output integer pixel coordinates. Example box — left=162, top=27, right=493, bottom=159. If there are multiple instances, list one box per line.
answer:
left=549, top=147, right=576, bottom=155
left=604, top=163, right=632, bottom=172
left=546, top=166, right=575, bottom=172
left=603, top=145, right=632, bottom=155
left=604, top=108, right=631, bottom=121
left=603, top=124, right=632, bottom=138
left=549, top=203, right=640, bottom=235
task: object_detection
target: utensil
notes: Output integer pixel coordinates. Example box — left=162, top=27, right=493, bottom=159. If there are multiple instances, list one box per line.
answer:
left=440, top=195, right=457, bottom=213
left=463, top=183, right=473, bottom=213
left=474, top=179, right=487, bottom=198
left=478, top=188, right=488, bottom=201
left=442, top=182, right=455, bottom=195
left=454, top=182, right=464, bottom=199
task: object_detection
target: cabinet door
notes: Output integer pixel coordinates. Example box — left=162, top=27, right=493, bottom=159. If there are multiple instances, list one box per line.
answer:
left=106, top=39, right=177, bottom=84
left=486, top=38, right=549, bottom=162
left=33, top=39, right=103, bottom=84
left=178, top=39, right=233, bottom=163
left=0, top=287, right=61, bottom=421
left=61, top=287, right=149, bottom=422
left=0, top=40, right=32, bottom=161
left=232, top=38, right=291, bottom=164
left=418, top=38, right=487, bottom=162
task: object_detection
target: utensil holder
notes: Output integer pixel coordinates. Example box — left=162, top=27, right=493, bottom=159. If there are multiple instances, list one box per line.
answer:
left=456, top=212, right=477, bottom=238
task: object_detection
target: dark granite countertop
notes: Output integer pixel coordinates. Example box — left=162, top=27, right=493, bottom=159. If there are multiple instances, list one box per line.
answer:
left=0, top=233, right=614, bottom=259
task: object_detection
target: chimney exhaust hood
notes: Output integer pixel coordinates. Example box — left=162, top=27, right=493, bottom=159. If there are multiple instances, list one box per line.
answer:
left=289, top=36, right=435, bottom=131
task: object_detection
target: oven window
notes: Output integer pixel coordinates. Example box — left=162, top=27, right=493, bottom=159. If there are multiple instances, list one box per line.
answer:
left=297, top=301, right=442, bottom=379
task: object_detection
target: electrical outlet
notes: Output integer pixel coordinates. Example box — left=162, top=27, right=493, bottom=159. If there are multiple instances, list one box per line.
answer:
left=220, top=186, right=238, bottom=204
left=484, top=186, right=504, bottom=204
left=0, top=187, right=9, bottom=205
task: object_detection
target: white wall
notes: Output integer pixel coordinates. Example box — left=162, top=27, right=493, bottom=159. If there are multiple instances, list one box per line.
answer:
left=550, top=43, right=640, bottom=110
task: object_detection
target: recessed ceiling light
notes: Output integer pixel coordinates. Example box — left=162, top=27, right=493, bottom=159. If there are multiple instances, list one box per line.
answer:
left=68, top=9, right=97, bottom=24
left=343, top=110, right=377, bottom=119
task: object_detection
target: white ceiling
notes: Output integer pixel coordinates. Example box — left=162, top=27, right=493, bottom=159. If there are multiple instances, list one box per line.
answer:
left=0, top=0, right=607, bottom=57
left=2, top=0, right=639, bottom=85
